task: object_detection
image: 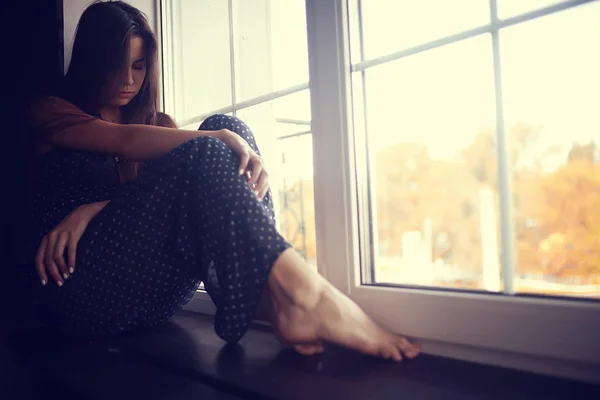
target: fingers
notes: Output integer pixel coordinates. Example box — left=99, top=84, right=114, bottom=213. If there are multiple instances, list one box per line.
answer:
left=67, top=232, right=79, bottom=274
left=45, top=231, right=64, bottom=286
left=35, top=236, right=49, bottom=286
left=255, top=170, right=269, bottom=200
left=238, top=149, right=250, bottom=176
left=54, top=231, right=70, bottom=280
left=220, top=130, right=267, bottom=197
left=247, top=154, right=263, bottom=186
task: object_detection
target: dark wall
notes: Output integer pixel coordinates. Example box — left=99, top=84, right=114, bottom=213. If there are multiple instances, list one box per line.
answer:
left=1, top=0, right=64, bottom=321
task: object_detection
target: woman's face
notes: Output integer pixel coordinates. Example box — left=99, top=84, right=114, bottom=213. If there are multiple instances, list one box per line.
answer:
left=111, top=35, right=147, bottom=107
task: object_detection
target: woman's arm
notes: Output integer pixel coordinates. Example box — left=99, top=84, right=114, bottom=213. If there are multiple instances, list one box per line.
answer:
left=29, top=96, right=266, bottom=183
left=29, top=97, right=217, bottom=161
left=36, top=200, right=109, bottom=286
left=57, top=121, right=215, bottom=161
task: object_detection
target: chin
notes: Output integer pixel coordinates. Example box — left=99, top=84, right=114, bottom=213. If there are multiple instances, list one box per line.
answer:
left=116, top=98, right=133, bottom=107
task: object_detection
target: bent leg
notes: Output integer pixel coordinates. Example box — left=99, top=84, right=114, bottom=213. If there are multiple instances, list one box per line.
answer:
left=199, top=114, right=275, bottom=222
left=38, top=136, right=289, bottom=340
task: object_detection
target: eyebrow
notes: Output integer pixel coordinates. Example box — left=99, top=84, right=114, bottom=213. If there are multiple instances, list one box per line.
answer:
left=133, top=57, right=146, bottom=63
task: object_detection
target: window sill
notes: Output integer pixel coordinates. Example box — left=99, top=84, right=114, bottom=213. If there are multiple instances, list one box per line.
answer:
left=5, top=310, right=597, bottom=399
left=185, top=289, right=600, bottom=384
left=102, top=310, right=598, bottom=400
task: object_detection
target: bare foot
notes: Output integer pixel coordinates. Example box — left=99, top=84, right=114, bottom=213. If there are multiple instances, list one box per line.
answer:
left=268, top=249, right=420, bottom=362
left=255, top=280, right=325, bottom=356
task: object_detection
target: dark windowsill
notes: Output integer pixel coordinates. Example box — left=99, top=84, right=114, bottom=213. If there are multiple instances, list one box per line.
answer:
left=2, top=311, right=599, bottom=399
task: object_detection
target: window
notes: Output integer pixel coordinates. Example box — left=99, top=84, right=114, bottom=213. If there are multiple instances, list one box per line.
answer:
left=350, top=0, right=600, bottom=299
left=160, top=0, right=317, bottom=270
left=160, top=0, right=600, bottom=382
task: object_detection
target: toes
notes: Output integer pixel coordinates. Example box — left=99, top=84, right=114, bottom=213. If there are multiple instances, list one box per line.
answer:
left=396, top=337, right=420, bottom=359
left=293, top=343, right=325, bottom=356
left=314, top=342, right=325, bottom=354
left=389, top=346, right=403, bottom=362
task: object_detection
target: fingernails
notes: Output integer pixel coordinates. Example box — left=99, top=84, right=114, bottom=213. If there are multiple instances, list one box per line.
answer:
left=41, top=280, right=47, bottom=286
left=239, top=169, right=245, bottom=175
left=57, top=281, right=63, bottom=287
left=69, top=267, right=74, bottom=274
left=63, top=273, right=69, bottom=280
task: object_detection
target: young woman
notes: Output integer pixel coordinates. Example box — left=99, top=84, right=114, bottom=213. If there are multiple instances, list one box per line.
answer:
left=22, top=0, right=419, bottom=361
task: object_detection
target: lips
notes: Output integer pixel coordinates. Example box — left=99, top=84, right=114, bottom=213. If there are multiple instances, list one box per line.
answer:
left=119, top=91, right=134, bottom=98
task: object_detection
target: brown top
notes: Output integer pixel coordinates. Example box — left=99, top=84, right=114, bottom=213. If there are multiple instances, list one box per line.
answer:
left=27, top=96, right=99, bottom=155
left=27, top=96, right=177, bottom=156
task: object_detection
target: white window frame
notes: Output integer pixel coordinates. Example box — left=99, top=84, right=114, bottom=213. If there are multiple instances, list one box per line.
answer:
left=158, top=0, right=600, bottom=383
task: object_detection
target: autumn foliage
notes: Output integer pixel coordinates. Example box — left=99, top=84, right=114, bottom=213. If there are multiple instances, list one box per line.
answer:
left=278, top=124, right=600, bottom=287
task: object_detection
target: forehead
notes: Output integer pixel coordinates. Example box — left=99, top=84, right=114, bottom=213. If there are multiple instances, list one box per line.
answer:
left=129, top=35, right=145, bottom=59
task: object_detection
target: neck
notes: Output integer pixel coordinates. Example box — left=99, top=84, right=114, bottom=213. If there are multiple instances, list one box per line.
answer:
left=99, top=106, right=121, bottom=123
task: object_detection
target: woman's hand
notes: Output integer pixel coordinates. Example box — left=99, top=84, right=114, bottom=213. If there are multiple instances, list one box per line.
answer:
left=35, top=201, right=109, bottom=286
left=216, top=129, right=270, bottom=200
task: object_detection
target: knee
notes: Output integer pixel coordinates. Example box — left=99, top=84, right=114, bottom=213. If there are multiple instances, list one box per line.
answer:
left=171, top=135, right=231, bottom=162
left=201, top=114, right=227, bottom=130
left=199, top=114, right=249, bottom=133
left=189, top=135, right=230, bottom=154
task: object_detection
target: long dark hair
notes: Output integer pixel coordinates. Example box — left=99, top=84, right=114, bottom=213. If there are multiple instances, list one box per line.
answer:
left=62, top=0, right=159, bottom=126
left=63, top=1, right=176, bottom=181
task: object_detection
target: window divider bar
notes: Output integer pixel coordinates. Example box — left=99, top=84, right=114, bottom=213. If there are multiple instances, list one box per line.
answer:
left=275, top=118, right=311, bottom=126
left=498, top=0, right=595, bottom=29
left=490, top=0, right=516, bottom=295
left=355, top=0, right=376, bottom=284
left=227, top=0, right=238, bottom=117
left=159, top=0, right=176, bottom=116
left=356, top=0, right=366, bottom=63
left=155, top=0, right=165, bottom=112
left=276, top=130, right=312, bottom=141
left=352, top=24, right=491, bottom=72
left=178, top=82, right=309, bottom=127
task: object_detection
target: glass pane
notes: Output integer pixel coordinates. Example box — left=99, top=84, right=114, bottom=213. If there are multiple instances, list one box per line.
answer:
left=501, top=1, right=600, bottom=298
left=497, top=0, right=566, bottom=20
left=173, top=0, right=232, bottom=121
left=360, top=36, right=499, bottom=291
left=232, top=0, right=309, bottom=102
left=356, top=0, right=489, bottom=61
left=236, top=91, right=316, bottom=267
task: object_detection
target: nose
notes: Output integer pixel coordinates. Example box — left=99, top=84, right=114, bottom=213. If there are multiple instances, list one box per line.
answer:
left=125, top=68, right=134, bottom=86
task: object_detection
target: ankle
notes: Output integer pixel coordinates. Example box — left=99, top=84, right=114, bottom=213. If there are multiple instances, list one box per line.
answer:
left=269, top=249, right=323, bottom=311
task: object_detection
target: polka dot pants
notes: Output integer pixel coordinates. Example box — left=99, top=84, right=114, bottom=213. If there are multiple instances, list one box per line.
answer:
left=36, top=115, right=291, bottom=342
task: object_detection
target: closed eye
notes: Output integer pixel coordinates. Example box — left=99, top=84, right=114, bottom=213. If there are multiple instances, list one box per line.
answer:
left=132, top=58, right=146, bottom=70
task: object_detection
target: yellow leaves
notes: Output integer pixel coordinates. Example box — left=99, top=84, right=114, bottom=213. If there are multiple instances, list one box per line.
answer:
left=279, top=123, right=599, bottom=287
left=521, top=160, right=600, bottom=281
